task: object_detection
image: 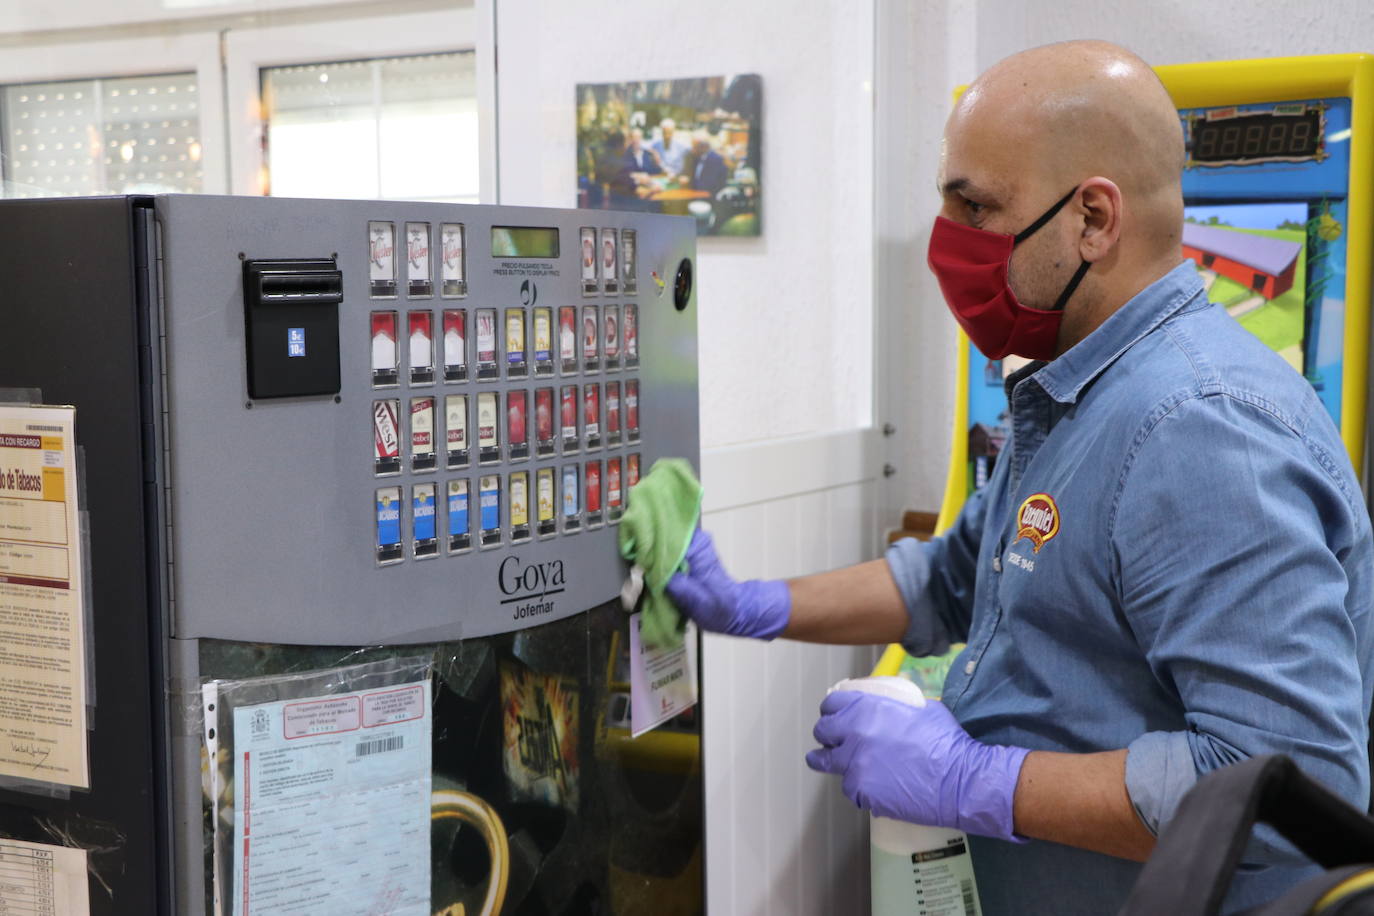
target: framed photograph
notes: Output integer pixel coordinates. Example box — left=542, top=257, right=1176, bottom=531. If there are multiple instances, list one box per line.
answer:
left=576, top=74, right=762, bottom=236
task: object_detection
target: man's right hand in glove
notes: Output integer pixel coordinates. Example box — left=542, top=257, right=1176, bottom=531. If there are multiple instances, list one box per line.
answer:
left=664, top=528, right=912, bottom=644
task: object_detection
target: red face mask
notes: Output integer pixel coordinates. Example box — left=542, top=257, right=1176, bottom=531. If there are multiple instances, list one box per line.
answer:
left=927, top=188, right=1091, bottom=361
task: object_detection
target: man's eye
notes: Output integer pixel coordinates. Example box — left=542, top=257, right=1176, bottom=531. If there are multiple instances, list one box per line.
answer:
left=963, top=197, right=985, bottom=215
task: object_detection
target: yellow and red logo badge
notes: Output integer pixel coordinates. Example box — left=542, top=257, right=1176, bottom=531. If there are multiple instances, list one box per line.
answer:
left=1014, top=493, right=1060, bottom=553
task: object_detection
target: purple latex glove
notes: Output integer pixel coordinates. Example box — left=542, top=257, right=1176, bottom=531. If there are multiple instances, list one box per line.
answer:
left=663, top=529, right=791, bottom=639
left=806, top=691, right=1030, bottom=842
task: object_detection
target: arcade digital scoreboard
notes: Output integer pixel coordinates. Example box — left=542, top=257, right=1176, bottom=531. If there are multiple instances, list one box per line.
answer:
left=876, top=52, right=1374, bottom=694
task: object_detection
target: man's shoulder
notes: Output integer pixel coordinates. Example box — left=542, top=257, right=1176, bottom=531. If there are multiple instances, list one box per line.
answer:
left=1107, top=302, right=1327, bottom=439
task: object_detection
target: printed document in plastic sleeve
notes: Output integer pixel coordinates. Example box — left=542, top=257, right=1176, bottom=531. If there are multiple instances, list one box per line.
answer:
left=231, top=678, right=432, bottom=915
left=0, top=404, right=90, bottom=788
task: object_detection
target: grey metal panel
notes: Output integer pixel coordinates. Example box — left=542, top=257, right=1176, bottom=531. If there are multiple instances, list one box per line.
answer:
left=156, top=195, right=698, bottom=645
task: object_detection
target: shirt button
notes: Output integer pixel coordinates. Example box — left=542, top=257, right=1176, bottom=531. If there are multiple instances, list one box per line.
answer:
left=964, top=659, right=977, bottom=675
left=992, top=555, right=1002, bottom=572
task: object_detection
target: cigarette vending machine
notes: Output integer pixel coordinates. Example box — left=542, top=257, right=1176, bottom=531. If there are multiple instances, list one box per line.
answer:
left=0, top=194, right=702, bottom=915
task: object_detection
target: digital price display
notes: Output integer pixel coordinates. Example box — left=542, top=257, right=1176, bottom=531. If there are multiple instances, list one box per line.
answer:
left=1191, top=108, right=1323, bottom=164
left=491, top=226, right=560, bottom=258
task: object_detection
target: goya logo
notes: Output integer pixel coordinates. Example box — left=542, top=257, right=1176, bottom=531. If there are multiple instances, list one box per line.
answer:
left=1014, top=493, right=1060, bottom=553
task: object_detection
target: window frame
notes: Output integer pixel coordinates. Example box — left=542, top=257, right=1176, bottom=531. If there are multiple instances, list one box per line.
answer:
left=0, top=32, right=227, bottom=195
left=222, top=8, right=488, bottom=201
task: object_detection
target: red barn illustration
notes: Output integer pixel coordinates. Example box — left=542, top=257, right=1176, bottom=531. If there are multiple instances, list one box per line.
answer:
left=1182, top=222, right=1303, bottom=300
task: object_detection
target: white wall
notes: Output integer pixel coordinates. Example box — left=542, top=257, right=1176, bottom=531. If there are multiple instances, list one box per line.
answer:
left=493, top=0, right=875, bottom=450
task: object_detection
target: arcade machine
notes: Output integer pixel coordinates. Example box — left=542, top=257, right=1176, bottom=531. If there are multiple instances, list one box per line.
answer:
left=873, top=53, right=1374, bottom=907
left=0, top=195, right=703, bottom=915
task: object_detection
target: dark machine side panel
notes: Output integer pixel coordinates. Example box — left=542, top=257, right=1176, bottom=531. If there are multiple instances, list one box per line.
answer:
left=0, top=197, right=163, bottom=914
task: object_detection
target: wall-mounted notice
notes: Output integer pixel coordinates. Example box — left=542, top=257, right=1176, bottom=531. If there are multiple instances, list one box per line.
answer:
left=0, top=405, right=90, bottom=789
left=0, top=838, right=91, bottom=916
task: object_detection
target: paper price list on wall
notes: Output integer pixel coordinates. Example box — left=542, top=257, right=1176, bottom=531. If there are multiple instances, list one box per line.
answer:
left=0, top=838, right=90, bottom=916
left=0, top=405, right=90, bottom=789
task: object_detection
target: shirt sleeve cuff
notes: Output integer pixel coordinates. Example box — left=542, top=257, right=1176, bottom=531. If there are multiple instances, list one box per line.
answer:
left=1124, top=730, right=1196, bottom=836
left=884, top=538, right=950, bottom=658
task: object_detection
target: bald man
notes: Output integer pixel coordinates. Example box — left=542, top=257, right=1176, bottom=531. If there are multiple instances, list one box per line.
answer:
left=666, top=40, right=1374, bottom=913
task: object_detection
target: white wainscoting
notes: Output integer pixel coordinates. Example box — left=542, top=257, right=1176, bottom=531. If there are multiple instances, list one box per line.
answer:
left=698, top=428, right=883, bottom=915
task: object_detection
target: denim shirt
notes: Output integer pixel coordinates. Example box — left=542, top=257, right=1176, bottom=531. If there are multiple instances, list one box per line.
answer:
left=887, top=262, right=1374, bottom=914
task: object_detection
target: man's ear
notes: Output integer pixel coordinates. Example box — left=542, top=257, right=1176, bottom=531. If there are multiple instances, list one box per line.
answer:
left=1078, top=177, right=1123, bottom=263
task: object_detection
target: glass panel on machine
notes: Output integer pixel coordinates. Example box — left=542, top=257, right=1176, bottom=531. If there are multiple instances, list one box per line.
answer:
left=0, top=72, right=203, bottom=197
left=561, top=463, right=581, bottom=532
left=444, top=394, right=469, bottom=469
left=603, top=304, right=620, bottom=370
left=412, top=482, right=438, bottom=558
left=406, top=222, right=432, bottom=297
left=560, top=385, right=579, bottom=453
left=535, top=388, right=555, bottom=457
left=373, top=399, right=401, bottom=476
left=260, top=53, right=478, bottom=202
left=440, top=223, right=467, bottom=297
left=410, top=396, right=436, bottom=472
left=533, top=306, right=554, bottom=376
left=370, top=311, right=399, bottom=387
left=374, top=486, right=403, bottom=564
left=408, top=310, right=434, bottom=385
left=580, top=227, right=598, bottom=295
left=559, top=306, right=579, bottom=374
left=369, top=222, right=397, bottom=297
left=506, top=389, right=529, bottom=461
left=442, top=309, right=467, bottom=382
left=446, top=478, right=471, bottom=553
left=536, top=467, right=556, bottom=538
left=505, top=307, right=527, bottom=378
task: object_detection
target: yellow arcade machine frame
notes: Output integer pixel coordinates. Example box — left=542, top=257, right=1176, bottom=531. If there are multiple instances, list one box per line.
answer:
left=874, top=53, right=1374, bottom=680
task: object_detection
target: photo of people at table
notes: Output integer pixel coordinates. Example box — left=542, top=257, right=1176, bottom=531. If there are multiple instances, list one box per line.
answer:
left=576, top=74, right=761, bottom=236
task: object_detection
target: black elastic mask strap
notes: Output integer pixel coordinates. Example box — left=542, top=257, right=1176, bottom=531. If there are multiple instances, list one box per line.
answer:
left=1051, top=259, right=1092, bottom=312
left=1013, top=187, right=1078, bottom=245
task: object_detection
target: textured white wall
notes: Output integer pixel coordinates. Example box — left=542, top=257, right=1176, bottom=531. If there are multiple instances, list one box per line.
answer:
left=493, top=0, right=875, bottom=450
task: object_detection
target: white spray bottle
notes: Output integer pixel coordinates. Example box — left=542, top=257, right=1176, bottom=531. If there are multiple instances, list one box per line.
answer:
left=829, top=676, right=983, bottom=916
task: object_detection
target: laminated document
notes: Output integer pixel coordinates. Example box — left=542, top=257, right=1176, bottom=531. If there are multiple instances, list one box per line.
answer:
left=0, top=404, right=90, bottom=789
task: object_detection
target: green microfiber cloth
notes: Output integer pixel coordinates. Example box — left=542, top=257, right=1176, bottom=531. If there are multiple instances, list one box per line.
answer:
left=618, top=458, right=703, bottom=649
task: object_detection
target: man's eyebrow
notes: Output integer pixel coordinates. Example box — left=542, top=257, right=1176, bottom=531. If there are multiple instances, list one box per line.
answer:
left=941, top=177, right=979, bottom=196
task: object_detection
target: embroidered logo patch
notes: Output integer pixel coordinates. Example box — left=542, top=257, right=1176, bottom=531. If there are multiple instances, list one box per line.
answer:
left=1014, top=493, right=1060, bottom=553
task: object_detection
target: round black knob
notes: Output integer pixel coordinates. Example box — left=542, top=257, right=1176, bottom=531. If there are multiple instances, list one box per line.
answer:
left=673, top=258, right=693, bottom=312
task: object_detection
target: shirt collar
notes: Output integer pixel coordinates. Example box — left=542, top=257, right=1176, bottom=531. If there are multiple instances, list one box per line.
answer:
left=1032, top=261, right=1206, bottom=405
